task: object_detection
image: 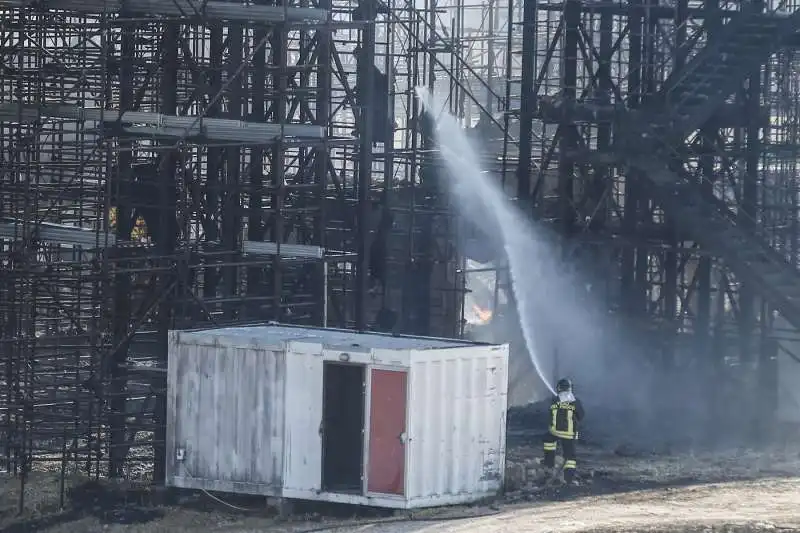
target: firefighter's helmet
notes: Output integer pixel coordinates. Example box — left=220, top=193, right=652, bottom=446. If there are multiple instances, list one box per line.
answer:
left=556, top=378, right=572, bottom=393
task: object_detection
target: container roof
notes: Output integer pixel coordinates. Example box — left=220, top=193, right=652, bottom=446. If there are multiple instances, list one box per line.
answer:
left=183, top=324, right=481, bottom=351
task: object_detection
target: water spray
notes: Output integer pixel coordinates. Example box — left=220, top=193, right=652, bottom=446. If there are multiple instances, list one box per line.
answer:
left=415, top=86, right=557, bottom=396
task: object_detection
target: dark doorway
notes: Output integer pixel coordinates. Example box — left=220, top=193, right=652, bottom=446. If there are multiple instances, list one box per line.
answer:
left=321, top=362, right=366, bottom=493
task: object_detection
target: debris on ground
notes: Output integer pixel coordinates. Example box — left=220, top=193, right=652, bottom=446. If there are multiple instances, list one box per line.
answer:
left=2, top=434, right=800, bottom=533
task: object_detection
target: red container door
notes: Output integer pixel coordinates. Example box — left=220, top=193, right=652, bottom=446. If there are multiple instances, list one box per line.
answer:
left=367, top=369, right=408, bottom=495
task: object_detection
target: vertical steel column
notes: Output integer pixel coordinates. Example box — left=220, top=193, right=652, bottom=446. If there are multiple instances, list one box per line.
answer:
left=695, top=0, right=720, bottom=388
left=408, top=0, right=439, bottom=336
left=500, top=0, right=516, bottom=190
left=108, top=20, right=135, bottom=479
left=558, top=0, right=579, bottom=237
left=381, top=0, right=396, bottom=313
left=315, top=0, right=332, bottom=326
left=403, top=13, right=421, bottom=329
left=355, top=0, right=376, bottom=330
left=739, top=39, right=761, bottom=369
left=515, top=0, right=536, bottom=205
left=223, top=26, right=244, bottom=320
left=1, top=12, right=25, bottom=473
left=271, top=21, right=287, bottom=322
left=634, top=0, right=655, bottom=313
left=696, top=139, right=713, bottom=375
left=593, top=9, right=612, bottom=231
left=203, top=28, right=224, bottom=306
left=593, top=3, right=615, bottom=373
left=247, top=13, right=269, bottom=320
left=741, top=3, right=764, bottom=433
left=662, top=0, right=688, bottom=373
left=486, top=0, right=495, bottom=113
left=153, top=21, right=180, bottom=483
left=621, top=0, right=644, bottom=315
left=15, top=15, right=44, bottom=499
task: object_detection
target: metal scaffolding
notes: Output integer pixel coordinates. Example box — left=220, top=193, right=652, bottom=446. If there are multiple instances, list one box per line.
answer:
left=505, top=0, right=800, bottom=437
left=6, top=0, right=800, bottom=510
left=0, top=0, right=510, bottom=504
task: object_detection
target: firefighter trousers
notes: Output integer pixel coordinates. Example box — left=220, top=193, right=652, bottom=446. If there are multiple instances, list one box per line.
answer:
left=543, top=436, right=577, bottom=482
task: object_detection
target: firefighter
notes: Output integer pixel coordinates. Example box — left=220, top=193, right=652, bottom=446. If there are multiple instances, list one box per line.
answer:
left=543, top=378, right=585, bottom=484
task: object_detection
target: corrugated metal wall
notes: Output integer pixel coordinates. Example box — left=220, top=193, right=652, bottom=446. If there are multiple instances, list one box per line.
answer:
left=166, top=328, right=510, bottom=504
left=167, top=337, right=287, bottom=490
left=406, top=346, right=508, bottom=500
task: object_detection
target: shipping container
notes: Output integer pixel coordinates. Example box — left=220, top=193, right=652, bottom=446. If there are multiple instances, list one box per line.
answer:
left=166, top=323, right=509, bottom=509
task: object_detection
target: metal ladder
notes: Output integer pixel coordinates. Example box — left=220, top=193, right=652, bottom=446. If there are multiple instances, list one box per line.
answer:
left=661, top=10, right=800, bottom=136
left=617, top=5, right=800, bottom=329
left=621, top=7, right=800, bottom=147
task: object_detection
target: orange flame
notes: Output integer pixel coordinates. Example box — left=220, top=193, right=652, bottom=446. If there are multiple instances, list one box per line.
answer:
left=472, top=304, right=493, bottom=324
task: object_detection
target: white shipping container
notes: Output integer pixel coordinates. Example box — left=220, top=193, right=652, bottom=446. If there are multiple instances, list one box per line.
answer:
left=166, top=324, right=509, bottom=509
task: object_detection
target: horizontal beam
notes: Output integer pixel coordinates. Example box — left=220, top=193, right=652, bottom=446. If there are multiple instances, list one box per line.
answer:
left=0, top=104, right=325, bottom=142
left=242, top=240, right=324, bottom=260
left=0, top=220, right=324, bottom=261
left=0, top=219, right=112, bottom=248
left=0, top=0, right=328, bottom=24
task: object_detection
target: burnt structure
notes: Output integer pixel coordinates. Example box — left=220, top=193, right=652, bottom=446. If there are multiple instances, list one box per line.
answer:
left=0, top=0, right=501, bottom=503
left=4, top=0, right=800, bottom=510
left=508, top=0, right=800, bottom=431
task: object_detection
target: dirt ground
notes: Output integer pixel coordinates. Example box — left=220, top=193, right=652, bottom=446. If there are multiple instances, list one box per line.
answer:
left=2, top=440, right=799, bottom=533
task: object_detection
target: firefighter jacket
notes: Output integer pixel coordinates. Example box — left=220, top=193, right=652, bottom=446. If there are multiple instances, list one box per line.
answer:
left=547, top=393, right=585, bottom=440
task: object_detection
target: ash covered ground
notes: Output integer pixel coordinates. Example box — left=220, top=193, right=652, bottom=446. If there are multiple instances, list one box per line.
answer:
left=2, top=407, right=800, bottom=533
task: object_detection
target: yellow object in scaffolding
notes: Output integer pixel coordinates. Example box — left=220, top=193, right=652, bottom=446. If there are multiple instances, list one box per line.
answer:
left=108, top=207, right=149, bottom=242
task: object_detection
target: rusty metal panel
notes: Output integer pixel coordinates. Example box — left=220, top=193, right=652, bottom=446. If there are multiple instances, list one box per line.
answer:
left=367, top=369, right=408, bottom=495
left=405, top=344, right=509, bottom=504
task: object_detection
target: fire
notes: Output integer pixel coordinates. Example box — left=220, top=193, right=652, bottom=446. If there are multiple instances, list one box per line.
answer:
left=472, top=304, right=493, bottom=324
